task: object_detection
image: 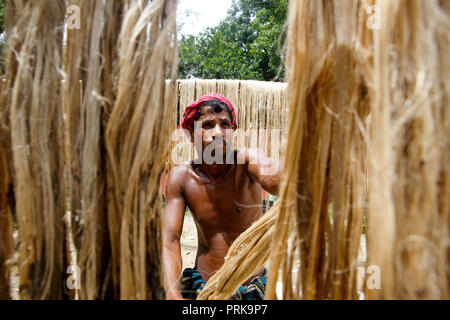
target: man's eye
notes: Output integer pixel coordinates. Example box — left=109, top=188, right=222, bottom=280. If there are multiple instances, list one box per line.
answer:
left=222, top=122, right=230, bottom=127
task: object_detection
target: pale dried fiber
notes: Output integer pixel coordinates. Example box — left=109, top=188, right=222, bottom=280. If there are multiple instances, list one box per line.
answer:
left=262, top=0, right=369, bottom=300
left=200, top=0, right=368, bottom=300
left=0, top=77, right=13, bottom=300
left=105, top=0, right=178, bottom=300
left=200, top=0, right=449, bottom=301
left=63, top=0, right=118, bottom=300
left=1, top=0, right=178, bottom=300
left=4, top=0, right=66, bottom=299
left=365, top=0, right=450, bottom=299
left=62, top=0, right=178, bottom=300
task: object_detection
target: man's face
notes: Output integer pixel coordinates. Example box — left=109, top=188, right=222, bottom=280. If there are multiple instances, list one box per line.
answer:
left=190, top=104, right=234, bottom=163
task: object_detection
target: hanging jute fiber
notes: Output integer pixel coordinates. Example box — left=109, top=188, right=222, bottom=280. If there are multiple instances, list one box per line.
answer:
left=63, top=0, right=112, bottom=300
left=1, top=0, right=178, bottom=300
left=105, top=0, right=178, bottom=300
left=0, top=76, right=13, bottom=300
left=200, top=0, right=369, bottom=300
left=3, top=0, right=67, bottom=299
left=365, top=0, right=449, bottom=299
left=199, top=0, right=449, bottom=300
left=64, top=0, right=178, bottom=300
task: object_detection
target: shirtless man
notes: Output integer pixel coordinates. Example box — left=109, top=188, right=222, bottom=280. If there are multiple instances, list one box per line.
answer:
left=162, top=94, right=282, bottom=300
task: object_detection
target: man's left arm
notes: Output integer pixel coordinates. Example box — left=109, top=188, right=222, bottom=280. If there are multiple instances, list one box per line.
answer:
left=245, top=148, right=283, bottom=196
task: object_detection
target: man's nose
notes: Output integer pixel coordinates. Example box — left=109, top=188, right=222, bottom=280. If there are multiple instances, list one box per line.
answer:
left=212, top=124, right=224, bottom=140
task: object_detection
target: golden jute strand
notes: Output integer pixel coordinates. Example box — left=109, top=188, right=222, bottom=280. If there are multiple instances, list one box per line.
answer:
left=0, top=77, right=13, bottom=299
left=328, top=0, right=367, bottom=300
left=204, top=0, right=448, bottom=301
left=364, top=0, right=397, bottom=299
left=6, top=0, right=66, bottom=299
left=258, top=82, right=268, bottom=157
left=102, top=1, right=126, bottom=300
left=164, top=80, right=180, bottom=172
left=436, top=1, right=450, bottom=299
left=178, top=80, right=197, bottom=161
left=0, top=2, right=21, bottom=299
left=201, top=1, right=366, bottom=301
left=196, top=79, right=218, bottom=97
left=245, top=97, right=256, bottom=149
left=265, top=0, right=371, bottom=299
left=217, top=80, right=241, bottom=150
left=63, top=0, right=116, bottom=300
left=261, top=0, right=448, bottom=300
left=366, top=0, right=450, bottom=299
left=105, top=0, right=178, bottom=300
left=266, top=0, right=333, bottom=299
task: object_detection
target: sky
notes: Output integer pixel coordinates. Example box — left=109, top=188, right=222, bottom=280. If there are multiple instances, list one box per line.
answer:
left=177, top=0, right=233, bottom=36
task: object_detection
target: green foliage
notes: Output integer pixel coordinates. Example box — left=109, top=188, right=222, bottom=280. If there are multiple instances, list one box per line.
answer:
left=178, top=0, right=287, bottom=81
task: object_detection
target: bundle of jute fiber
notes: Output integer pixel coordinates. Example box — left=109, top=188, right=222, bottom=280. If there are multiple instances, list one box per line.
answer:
left=200, top=0, right=449, bottom=300
left=238, top=81, right=259, bottom=149
left=104, top=0, right=178, bottom=300
left=1, top=0, right=178, bottom=300
left=0, top=76, right=14, bottom=299
left=101, top=0, right=125, bottom=300
left=255, top=82, right=287, bottom=163
left=199, top=0, right=371, bottom=300
left=365, top=0, right=450, bottom=299
left=63, top=0, right=120, bottom=299
left=3, top=0, right=67, bottom=299
left=195, top=79, right=219, bottom=97
left=177, top=80, right=197, bottom=163
left=265, top=0, right=370, bottom=300
left=164, top=80, right=180, bottom=172
left=64, top=0, right=178, bottom=300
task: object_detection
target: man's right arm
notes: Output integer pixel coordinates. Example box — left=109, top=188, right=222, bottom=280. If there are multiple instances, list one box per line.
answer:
left=162, top=166, right=187, bottom=300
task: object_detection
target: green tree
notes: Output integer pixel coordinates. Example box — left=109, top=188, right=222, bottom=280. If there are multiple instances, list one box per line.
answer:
left=178, top=0, right=287, bottom=81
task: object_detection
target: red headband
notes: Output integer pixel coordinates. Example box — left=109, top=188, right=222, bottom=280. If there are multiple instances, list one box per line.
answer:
left=180, top=94, right=237, bottom=131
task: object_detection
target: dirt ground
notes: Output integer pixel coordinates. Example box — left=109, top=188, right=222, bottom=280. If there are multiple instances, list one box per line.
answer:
left=180, top=212, right=198, bottom=270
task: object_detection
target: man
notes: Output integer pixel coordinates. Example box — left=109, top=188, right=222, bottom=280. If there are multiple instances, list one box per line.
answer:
left=162, top=94, right=282, bottom=300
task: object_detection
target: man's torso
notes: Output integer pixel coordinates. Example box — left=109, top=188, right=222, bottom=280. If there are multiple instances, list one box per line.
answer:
left=178, top=150, right=263, bottom=282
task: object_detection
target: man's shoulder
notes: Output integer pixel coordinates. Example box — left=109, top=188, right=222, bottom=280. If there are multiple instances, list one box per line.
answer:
left=167, top=162, right=191, bottom=186
left=170, top=160, right=191, bottom=171
left=236, top=148, right=264, bottom=164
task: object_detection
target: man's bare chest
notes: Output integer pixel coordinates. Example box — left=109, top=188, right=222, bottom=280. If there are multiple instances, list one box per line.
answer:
left=182, top=171, right=262, bottom=232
